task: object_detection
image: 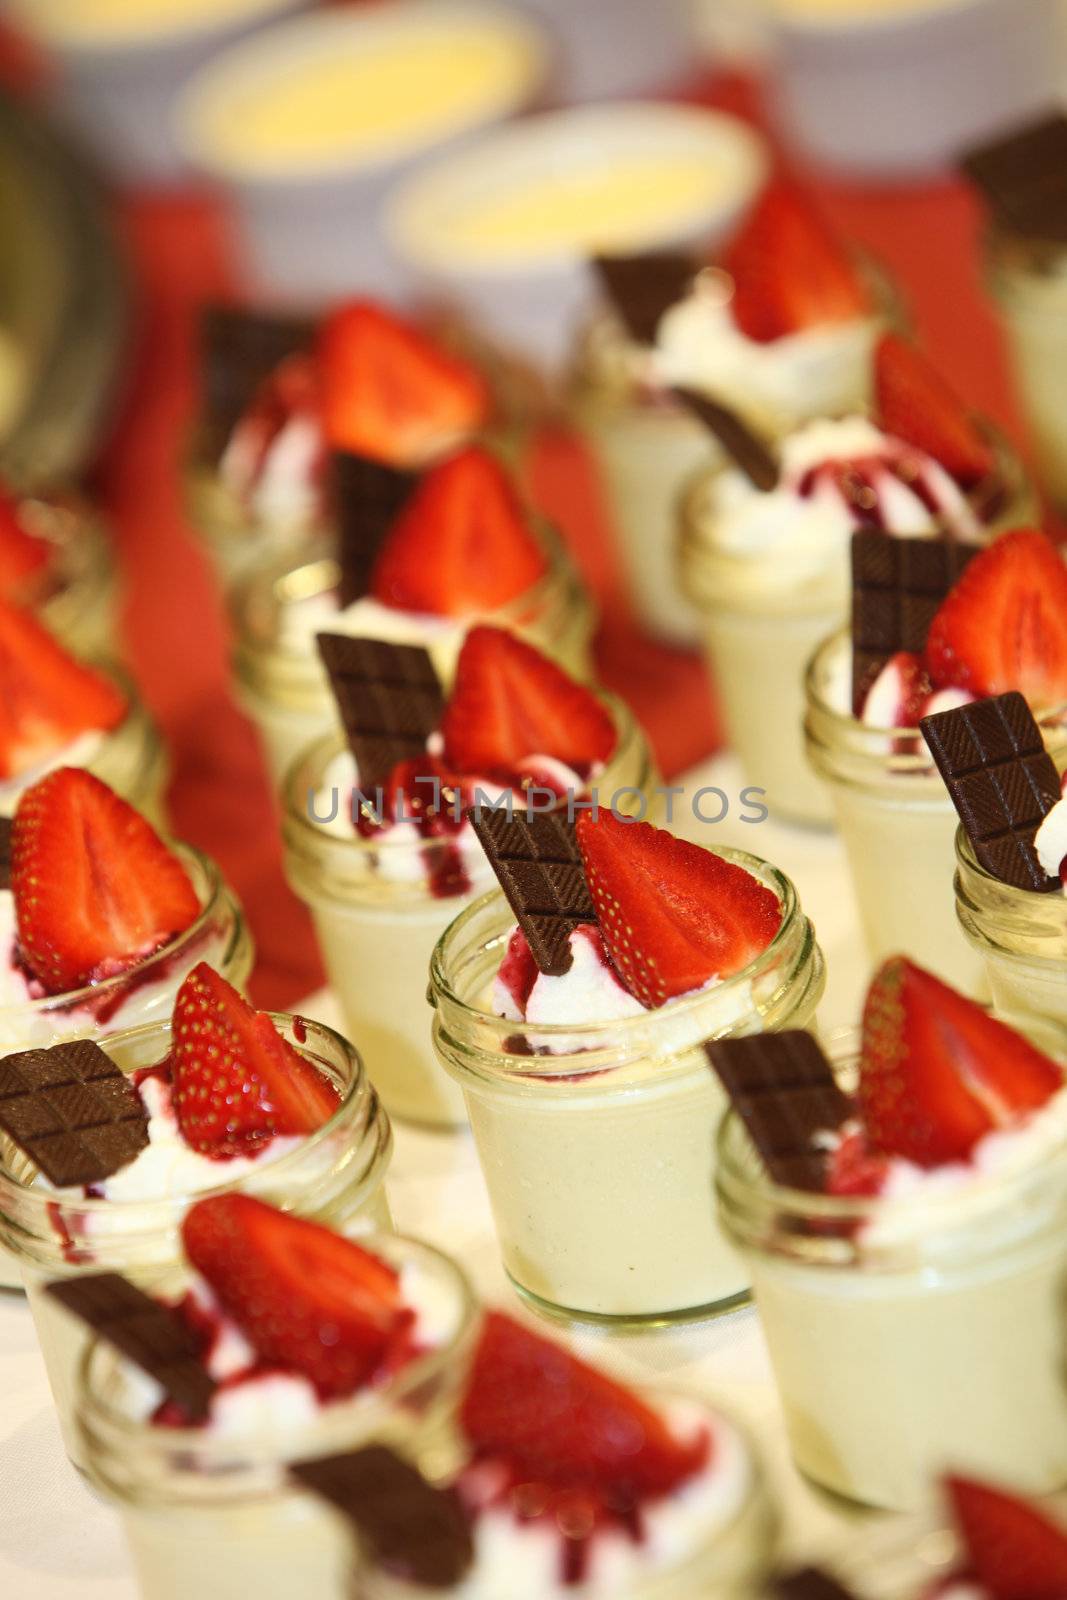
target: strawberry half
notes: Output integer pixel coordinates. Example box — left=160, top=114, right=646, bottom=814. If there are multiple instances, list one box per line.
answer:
left=317, top=300, right=491, bottom=464
left=171, top=964, right=341, bottom=1158
left=859, top=957, right=1062, bottom=1168
left=441, top=626, right=616, bottom=779
left=576, top=812, right=782, bottom=1008
left=875, top=334, right=996, bottom=489
left=0, top=601, right=127, bottom=780
left=370, top=447, right=548, bottom=616
left=947, top=1476, right=1067, bottom=1600
left=460, top=1311, right=708, bottom=1503
left=0, top=490, right=50, bottom=599
left=10, top=768, right=201, bottom=995
left=924, top=529, right=1067, bottom=705
left=722, top=180, right=871, bottom=345
left=182, top=1195, right=413, bottom=1399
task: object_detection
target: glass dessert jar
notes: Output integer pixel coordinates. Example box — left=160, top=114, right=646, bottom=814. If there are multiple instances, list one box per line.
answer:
left=20, top=490, right=119, bottom=660
left=804, top=630, right=1067, bottom=993
left=0, top=1012, right=393, bottom=1464
left=428, top=853, right=825, bottom=1325
left=680, top=436, right=1034, bottom=827
left=986, top=230, right=1067, bottom=510
left=281, top=697, right=658, bottom=1130
left=716, top=1027, right=1067, bottom=1511
left=75, top=1233, right=475, bottom=1600
left=231, top=533, right=596, bottom=792
left=359, top=1394, right=779, bottom=1600
left=955, top=824, right=1067, bottom=1027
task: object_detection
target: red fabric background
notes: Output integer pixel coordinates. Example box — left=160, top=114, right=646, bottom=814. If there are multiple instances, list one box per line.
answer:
left=0, top=49, right=1045, bottom=1009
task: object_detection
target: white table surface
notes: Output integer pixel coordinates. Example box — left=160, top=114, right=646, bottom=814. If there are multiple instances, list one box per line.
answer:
left=0, top=753, right=885, bottom=1597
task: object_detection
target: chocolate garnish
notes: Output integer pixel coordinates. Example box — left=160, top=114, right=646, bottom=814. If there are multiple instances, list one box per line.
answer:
left=45, top=1273, right=216, bottom=1422
left=200, top=305, right=312, bottom=461
left=0, top=1040, right=149, bottom=1188
left=672, top=387, right=779, bottom=491
left=920, top=691, right=1061, bottom=893
left=292, top=1446, right=473, bottom=1588
left=705, top=1031, right=851, bottom=1192
left=332, top=451, right=420, bottom=608
left=316, top=633, right=444, bottom=791
left=469, top=809, right=597, bottom=977
left=0, top=817, right=11, bottom=890
left=592, top=252, right=697, bottom=346
left=850, top=530, right=980, bottom=713
left=962, top=113, right=1067, bottom=245
left=776, top=1569, right=863, bottom=1600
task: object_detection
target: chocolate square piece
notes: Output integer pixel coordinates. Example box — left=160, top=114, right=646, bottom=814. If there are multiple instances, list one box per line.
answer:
left=469, top=810, right=597, bottom=976
left=776, top=1570, right=861, bottom=1600
left=672, top=388, right=779, bottom=491
left=292, top=1446, right=473, bottom=1588
left=705, top=1031, right=852, bottom=1192
left=0, top=816, right=10, bottom=890
left=316, top=633, right=444, bottom=790
left=46, top=1273, right=215, bottom=1421
left=332, top=451, right=420, bottom=608
left=0, top=1040, right=149, bottom=1188
left=593, top=252, right=697, bottom=346
left=963, top=114, right=1067, bottom=244
left=920, top=691, right=1062, bottom=892
left=199, top=305, right=312, bottom=460
left=851, top=530, right=980, bottom=712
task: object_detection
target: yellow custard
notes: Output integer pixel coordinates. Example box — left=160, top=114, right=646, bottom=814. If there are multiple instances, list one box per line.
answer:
left=10, top=0, right=291, bottom=46
left=186, top=14, right=542, bottom=176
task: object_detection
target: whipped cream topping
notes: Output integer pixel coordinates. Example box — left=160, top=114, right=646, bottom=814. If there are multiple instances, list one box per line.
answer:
left=859, top=655, right=973, bottom=730
left=691, top=416, right=980, bottom=600
left=1034, top=772, right=1067, bottom=888
left=0, top=728, right=107, bottom=815
left=453, top=1405, right=751, bottom=1599
left=652, top=279, right=882, bottom=433
left=220, top=411, right=323, bottom=530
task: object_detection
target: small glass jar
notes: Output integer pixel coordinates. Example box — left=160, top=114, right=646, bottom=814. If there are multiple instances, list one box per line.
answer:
left=282, top=696, right=659, bottom=1130
left=680, top=436, right=1035, bottom=828
left=716, top=1028, right=1067, bottom=1511
left=804, top=630, right=1067, bottom=993
left=955, top=825, right=1067, bottom=1027
left=985, top=229, right=1067, bottom=510
left=0, top=664, right=169, bottom=826
left=359, top=1395, right=779, bottom=1600
left=0, top=1011, right=394, bottom=1465
left=428, top=852, right=824, bottom=1325
left=16, top=490, right=118, bottom=660
left=75, top=1232, right=474, bottom=1600
left=230, top=530, right=597, bottom=793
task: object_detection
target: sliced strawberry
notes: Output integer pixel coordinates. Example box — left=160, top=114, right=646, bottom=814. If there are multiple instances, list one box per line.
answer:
left=575, top=812, right=782, bottom=1007
left=317, top=300, right=491, bottom=464
left=460, top=1311, right=708, bottom=1502
left=10, top=768, right=201, bottom=995
left=0, top=601, right=127, bottom=780
left=924, top=529, right=1067, bottom=704
left=442, top=626, right=616, bottom=779
left=875, top=334, right=995, bottom=489
left=947, top=1476, right=1067, bottom=1600
left=182, top=1195, right=413, bottom=1399
left=370, top=447, right=548, bottom=616
left=171, top=964, right=341, bottom=1158
left=0, top=490, right=50, bottom=599
left=860, top=651, right=933, bottom=728
left=722, top=180, right=871, bottom=345
left=826, top=1129, right=890, bottom=1198
left=859, top=957, right=1062, bottom=1168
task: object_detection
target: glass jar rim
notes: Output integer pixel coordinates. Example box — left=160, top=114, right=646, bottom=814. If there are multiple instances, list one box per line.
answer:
left=429, top=849, right=803, bottom=1075
left=0, top=841, right=231, bottom=1020
left=0, top=1009, right=378, bottom=1216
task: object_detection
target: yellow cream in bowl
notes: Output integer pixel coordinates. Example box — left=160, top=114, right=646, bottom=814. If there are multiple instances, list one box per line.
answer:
left=9, top=0, right=294, bottom=47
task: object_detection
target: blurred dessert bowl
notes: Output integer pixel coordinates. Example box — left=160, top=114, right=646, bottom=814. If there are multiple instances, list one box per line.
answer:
left=713, top=959, right=1067, bottom=1510
left=0, top=967, right=392, bottom=1462
left=283, top=625, right=657, bottom=1128
left=430, top=810, right=824, bottom=1323
left=0, top=483, right=119, bottom=658
left=681, top=334, right=1034, bottom=825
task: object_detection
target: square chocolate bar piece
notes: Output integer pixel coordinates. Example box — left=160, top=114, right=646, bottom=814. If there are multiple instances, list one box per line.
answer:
left=963, top=114, right=1067, bottom=244
left=851, top=530, right=979, bottom=713
left=0, top=1039, right=149, bottom=1188
left=706, top=1031, right=851, bottom=1192
left=316, top=633, right=444, bottom=791
left=469, top=809, right=596, bottom=977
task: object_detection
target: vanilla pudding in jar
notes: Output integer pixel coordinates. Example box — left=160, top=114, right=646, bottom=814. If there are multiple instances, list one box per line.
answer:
left=713, top=969, right=1067, bottom=1511
left=73, top=1223, right=474, bottom=1600
left=955, top=821, right=1067, bottom=1028
left=430, top=813, right=824, bottom=1323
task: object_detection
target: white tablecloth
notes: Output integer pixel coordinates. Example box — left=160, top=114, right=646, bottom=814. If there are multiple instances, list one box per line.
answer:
left=0, top=754, right=885, bottom=1596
